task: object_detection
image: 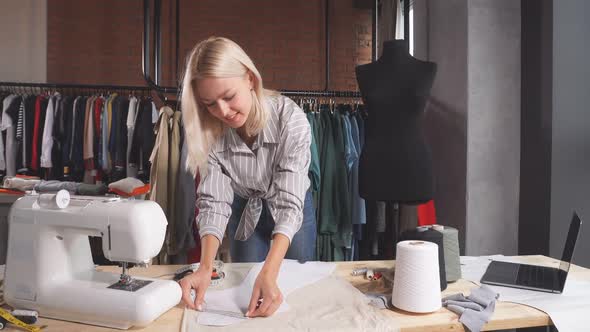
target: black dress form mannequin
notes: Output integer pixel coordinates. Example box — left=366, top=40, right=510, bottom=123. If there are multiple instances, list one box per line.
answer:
left=355, top=40, right=437, bottom=259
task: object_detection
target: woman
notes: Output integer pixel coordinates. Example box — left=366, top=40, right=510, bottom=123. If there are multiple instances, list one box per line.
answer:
left=178, top=37, right=316, bottom=318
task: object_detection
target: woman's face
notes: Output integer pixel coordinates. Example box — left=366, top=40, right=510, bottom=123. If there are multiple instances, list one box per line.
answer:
left=196, top=74, right=253, bottom=129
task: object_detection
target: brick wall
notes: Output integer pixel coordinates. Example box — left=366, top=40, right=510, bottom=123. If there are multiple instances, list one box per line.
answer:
left=47, top=0, right=372, bottom=91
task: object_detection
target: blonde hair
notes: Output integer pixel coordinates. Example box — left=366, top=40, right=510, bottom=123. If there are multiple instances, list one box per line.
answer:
left=181, top=37, right=269, bottom=176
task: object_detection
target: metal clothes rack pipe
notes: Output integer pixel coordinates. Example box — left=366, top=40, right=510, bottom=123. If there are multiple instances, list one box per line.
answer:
left=372, top=0, right=378, bottom=60
left=281, top=90, right=361, bottom=98
left=142, top=0, right=176, bottom=96
left=324, top=0, right=330, bottom=90
left=142, top=0, right=363, bottom=99
left=175, top=0, right=180, bottom=84
left=0, top=81, right=152, bottom=92
left=0, top=82, right=362, bottom=99
left=154, top=0, right=162, bottom=86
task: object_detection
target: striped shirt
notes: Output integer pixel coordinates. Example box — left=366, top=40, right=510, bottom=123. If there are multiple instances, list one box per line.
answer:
left=197, top=94, right=312, bottom=243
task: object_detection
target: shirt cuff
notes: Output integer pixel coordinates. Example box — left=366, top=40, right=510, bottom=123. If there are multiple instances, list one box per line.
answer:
left=272, top=222, right=299, bottom=244
left=197, top=212, right=228, bottom=244
left=199, top=228, right=224, bottom=244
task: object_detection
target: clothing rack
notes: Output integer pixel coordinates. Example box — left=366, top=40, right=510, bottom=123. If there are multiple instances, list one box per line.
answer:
left=281, top=90, right=361, bottom=98
left=0, top=82, right=362, bottom=99
left=0, top=81, right=160, bottom=94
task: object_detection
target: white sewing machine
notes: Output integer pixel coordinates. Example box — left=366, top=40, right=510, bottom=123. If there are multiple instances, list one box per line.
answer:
left=3, top=195, right=182, bottom=329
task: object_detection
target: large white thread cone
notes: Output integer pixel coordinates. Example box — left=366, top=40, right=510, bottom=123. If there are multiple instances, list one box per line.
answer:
left=37, top=189, right=70, bottom=209
left=392, top=240, right=441, bottom=313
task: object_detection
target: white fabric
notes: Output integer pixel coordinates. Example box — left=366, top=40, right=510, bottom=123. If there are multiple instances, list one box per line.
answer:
left=151, top=101, right=158, bottom=123
left=40, top=95, right=58, bottom=168
left=3, top=176, right=41, bottom=191
left=1, top=95, right=15, bottom=131
left=1, top=96, right=17, bottom=175
left=126, top=97, right=138, bottom=178
left=197, top=260, right=336, bottom=326
left=0, top=95, right=15, bottom=171
left=126, top=96, right=137, bottom=129
left=108, top=177, right=145, bottom=195
left=182, top=274, right=399, bottom=332
left=5, top=126, right=15, bottom=176
left=495, top=279, right=590, bottom=332
left=0, top=265, right=5, bottom=306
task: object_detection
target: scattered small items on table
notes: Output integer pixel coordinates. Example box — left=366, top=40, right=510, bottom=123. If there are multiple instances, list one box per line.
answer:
left=0, top=308, right=44, bottom=331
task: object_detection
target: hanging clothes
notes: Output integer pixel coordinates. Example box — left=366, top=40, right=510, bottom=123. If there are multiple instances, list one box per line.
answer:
left=71, top=96, right=87, bottom=182
left=0, top=90, right=156, bottom=187
left=167, top=110, right=182, bottom=256
left=130, top=99, right=156, bottom=183
left=306, top=112, right=321, bottom=206
left=31, top=95, right=48, bottom=172
left=20, top=95, right=36, bottom=173
left=174, top=127, right=197, bottom=263
left=0, top=95, right=7, bottom=173
left=40, top=94, right=58, bottom=169
left=109, top=96, right=130, bottom=182
left=149, top=105, right=172, bottom=263
left=126, top=96, right=139, bottom=178
left=1, top=95, right=20, bottom=176
left=349, top=114, right=365, bottom=260
left=340, top=107, right=358, bottom=260
left=293, top=98, right=369, bottom=262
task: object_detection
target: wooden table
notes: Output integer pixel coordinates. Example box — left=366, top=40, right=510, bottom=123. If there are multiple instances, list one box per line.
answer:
left=2, top=255, right=588, bottom=331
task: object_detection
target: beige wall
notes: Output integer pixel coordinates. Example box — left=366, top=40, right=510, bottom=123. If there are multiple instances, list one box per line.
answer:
left=0, top=0, right=47, bottom=82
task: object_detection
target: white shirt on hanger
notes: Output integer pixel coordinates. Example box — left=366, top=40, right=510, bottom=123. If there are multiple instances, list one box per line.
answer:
left=41, top=94, right=59, bottom=168
left=1, top=95, right=17, bottom=174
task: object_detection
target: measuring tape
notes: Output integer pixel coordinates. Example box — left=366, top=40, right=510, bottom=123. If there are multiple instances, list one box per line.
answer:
left=209, top=270, right=225, bottom=287
left=174, top=261, right=225, bottom=287
left=0, top=308, right=44, bottom=332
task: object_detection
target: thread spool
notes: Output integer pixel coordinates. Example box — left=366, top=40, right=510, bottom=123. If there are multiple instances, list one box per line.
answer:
left=37, top=190, right=70, bottom=209
left=431, top=224, right=444, bottom=231
left=437, top=225, right=462, bottom=282
left=400, top=227, right=447, bottom=291
left=392, top=241, right=441, bottom=313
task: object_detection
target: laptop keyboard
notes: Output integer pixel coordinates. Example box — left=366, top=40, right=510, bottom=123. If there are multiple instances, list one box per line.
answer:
left=516, top=264, right=557, bottom=289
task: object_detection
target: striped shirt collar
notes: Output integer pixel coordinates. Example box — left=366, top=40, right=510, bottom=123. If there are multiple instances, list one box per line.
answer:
left=214, top=96, right=280, bottom=153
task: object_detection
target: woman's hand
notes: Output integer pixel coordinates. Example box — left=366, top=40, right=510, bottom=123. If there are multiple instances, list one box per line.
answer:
left=179, top=266, right=212, bottom=310
left=246, top=269, right=283, bottom=317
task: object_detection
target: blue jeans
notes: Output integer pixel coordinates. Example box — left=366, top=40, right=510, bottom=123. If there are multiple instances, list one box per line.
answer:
left=226, top=191, right=317, bottom=263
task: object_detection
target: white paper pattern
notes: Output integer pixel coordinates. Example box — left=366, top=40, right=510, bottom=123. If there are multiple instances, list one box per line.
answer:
left=197, top=260, right=336, bottom=326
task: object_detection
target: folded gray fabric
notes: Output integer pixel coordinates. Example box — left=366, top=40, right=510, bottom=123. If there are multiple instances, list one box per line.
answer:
left=442, top=285, right=499, bottom=332
left=77, top=183, right=108, bottom=196
left=34, top=181, right=108, bottom=196
left=34, top=180, right=80, bottom=193
left=366, top=293, right=392, bottom=309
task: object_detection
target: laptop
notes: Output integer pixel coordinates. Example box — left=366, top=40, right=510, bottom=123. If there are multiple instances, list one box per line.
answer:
left=480, top=212, right=582, bottom=293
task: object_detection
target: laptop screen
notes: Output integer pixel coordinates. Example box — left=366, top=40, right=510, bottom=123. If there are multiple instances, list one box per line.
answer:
left=558, top=212, right=582, bottom=289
